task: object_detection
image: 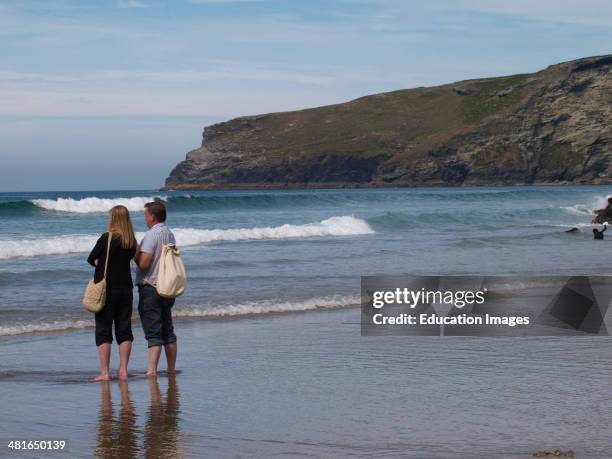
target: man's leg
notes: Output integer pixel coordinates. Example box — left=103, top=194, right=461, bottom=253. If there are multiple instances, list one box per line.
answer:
left=161, top=298, right=177, bottom=373
left=164, top=342, right=177, bottom=373
left=147, top=346, right=162, bottom=377
left=138, top=285, right=165, bottom=377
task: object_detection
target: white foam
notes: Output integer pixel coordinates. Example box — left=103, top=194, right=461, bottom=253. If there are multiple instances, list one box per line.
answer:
left=31, top=196, right=163, bottom=213
left=0, top=234, right=100, bottom=259
left=173, top=294, right=360, bottom=318
left=560, top=204, right=593, bottom=216
left=171, top=216, right=375, bottom=246
left=0, top=295, right=359, bottom=336
left=561, top=194, right=612, bottom=217
left=0, top=320, right=93, bottom=336
left=556, top=223, right=604, bottom=228
left=0, top=216, right=375, bottom=259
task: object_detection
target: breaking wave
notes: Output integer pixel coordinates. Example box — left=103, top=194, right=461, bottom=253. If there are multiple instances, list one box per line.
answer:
left=0, top=216, right=375, bottom=259
left=0, top=320, right=94, bottom=337
left=172, top=295, right=359, bottom=319
left=560, top=194, right=611, bottom=217
left=30, top=196, right=163, bottom=213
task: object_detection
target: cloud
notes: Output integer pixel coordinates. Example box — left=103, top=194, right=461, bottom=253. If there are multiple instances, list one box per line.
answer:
left=1, top=0, right=611, bottom=120
left=117, top=0, right=148, bottom=8
left=190, top=0, right=261, bottom=3
left=342, top=0, right=612, bottom=28
left=0, top=59, right=429, bottom=117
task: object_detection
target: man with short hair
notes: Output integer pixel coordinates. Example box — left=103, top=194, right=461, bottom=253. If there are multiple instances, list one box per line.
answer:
left=135, top=201, right=178, bottom=376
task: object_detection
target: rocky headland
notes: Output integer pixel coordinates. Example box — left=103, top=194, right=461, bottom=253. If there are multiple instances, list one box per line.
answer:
left=164, top=54, right=612, bottom=190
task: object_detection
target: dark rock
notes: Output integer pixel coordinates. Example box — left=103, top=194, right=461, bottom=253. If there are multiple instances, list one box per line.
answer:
left=572, top=55, right=612, bottom=73
left=496, top=88, right=513, bottom=97
left=452, top=87, right=472, bottom=96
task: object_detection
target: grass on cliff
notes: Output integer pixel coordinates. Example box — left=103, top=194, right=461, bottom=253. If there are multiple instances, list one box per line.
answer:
left=220, top=72, right=535, bottom=164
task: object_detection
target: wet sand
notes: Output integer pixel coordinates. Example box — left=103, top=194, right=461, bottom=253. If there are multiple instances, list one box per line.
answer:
left=2, top=308, right=612, bottom=458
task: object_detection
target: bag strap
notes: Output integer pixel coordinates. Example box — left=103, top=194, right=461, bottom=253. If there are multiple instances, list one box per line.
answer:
left=102, top=232, right=112, bottom=280
left=160, top=226, right=175, bottom=247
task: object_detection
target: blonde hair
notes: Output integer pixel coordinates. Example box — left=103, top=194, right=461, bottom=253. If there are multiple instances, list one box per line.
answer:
left=108, top=205, right=137, bottom=249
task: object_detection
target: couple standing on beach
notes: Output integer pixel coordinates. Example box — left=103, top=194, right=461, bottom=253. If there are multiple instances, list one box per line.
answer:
left=87, top=201, right=177, bottom=381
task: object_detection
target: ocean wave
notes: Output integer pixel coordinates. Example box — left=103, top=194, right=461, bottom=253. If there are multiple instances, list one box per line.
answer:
left=0, top=234, right=100, bottom=259
left=0, top=319, right=94, bottom=336
left=560, top=194, right=612, bottom=217
left=165, top=193, right=339, bottom=210
left=0, top=216, right=375, bottom=259
left=3, top=189, right=609, bottom=217
left=484, top=277, right=580, bottom=294
left=0, top=192, right=354, bottom=216
left=561, top=204, right=594, bottom=216
left=0, top=193, right=350, bottom=215
left=173, top=295, right=359, bottom=318
left=0, top=295, right=359, bottom=336
left=0, top=200, right=40, bottom=215
left=30, top=196, right=164, bottom=213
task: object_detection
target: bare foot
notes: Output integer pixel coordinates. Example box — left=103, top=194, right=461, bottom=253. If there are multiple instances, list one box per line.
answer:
left=94, top=373, right=111, bottom=382
left=117, top=369, right=129, bottom=381
left=166, top=369, right=177, bottom=375
left=146, top=371, right=157, bottom=378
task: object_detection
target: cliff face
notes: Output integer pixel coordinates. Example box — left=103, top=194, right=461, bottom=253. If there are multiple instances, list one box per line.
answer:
left=164, top=55, right=612, bottom=190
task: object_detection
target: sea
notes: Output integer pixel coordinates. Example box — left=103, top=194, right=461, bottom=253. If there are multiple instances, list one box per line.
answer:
left=1, top=184, right=612, bottom=338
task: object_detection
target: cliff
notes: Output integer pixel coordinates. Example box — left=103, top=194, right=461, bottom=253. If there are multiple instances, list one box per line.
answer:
left=164, top=54, right=612, bottom=190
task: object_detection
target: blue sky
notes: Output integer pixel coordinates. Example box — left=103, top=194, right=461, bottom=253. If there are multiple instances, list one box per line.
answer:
left=1, top=0, right=612, bottom=191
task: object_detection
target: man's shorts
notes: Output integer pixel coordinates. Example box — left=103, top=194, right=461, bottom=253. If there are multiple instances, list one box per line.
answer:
left=138, top=284, right=177, bottom=348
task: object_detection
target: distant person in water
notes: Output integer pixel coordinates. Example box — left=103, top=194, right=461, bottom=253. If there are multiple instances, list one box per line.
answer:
left=134, top=201, right=178, bottom=377
left=88, top=205, right=137, bottom=382
left=593, top=224, right=607, bottom=240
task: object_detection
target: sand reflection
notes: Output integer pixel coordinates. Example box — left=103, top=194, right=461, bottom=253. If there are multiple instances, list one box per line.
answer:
left=144, top=375, right=181, bottom=458
left=95, top=375, right=181, bottom=458
left=95, top=381, right=138, bottom=458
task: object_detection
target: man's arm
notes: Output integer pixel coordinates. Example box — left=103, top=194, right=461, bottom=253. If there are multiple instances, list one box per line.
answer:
left=134, top=234, right=155, bottom=271
left=136, top=251, right=153, bottom=271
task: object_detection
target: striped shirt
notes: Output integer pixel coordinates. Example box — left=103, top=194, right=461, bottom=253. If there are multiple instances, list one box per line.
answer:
left=135, top=222, right=176, bottom=286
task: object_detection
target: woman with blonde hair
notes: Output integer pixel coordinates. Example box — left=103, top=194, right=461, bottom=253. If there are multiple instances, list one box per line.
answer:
left=87, top=205, right=137, bottom=381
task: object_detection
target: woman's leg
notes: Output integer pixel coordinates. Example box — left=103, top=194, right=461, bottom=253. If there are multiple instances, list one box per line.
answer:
left=115, top=288, right=134, bottom=380
left=118, top=340, right=132, bottom=380
left=94, top=301, right=114, bottom=382
left=95, top=343, right=112, bottom=381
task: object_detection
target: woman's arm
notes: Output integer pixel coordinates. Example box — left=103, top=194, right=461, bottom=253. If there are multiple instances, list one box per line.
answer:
left=87, top=233, right=106, bottom=267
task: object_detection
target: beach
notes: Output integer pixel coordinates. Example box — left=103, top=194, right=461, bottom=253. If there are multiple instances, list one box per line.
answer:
left=2, top=307, right=612, bottom=458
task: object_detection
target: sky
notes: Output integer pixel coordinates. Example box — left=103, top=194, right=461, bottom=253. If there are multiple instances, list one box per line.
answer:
left=1, top=0, right=612, bottom=192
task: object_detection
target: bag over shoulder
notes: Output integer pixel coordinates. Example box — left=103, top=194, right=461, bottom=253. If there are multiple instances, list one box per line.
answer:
left=156, top=242, right=187, bottom=299
left=83, top=232, right=112, bottom=313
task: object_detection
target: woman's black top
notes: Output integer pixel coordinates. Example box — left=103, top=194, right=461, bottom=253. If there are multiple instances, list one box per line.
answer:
left=87, top=232, right=136, bottom=289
